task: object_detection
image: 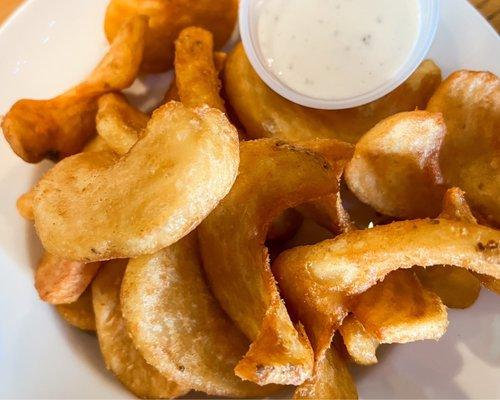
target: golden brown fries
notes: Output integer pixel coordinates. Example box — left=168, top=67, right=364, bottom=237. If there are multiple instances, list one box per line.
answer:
left=294, top=338, right=358, bottom=400
left=199, top=139, right=349, bottom=385
left=16, top=190, right=34, bottom=220
left=2, top=16, right=147, bottom=163
left=351, top=270, right=448, bottom=343
left=104, top=0, right=238, bottom=72
left=345, top=111, right=447, bottom=218
left=174, top=27, right=225, bottom=111
left=427, top=71, right=500, bottom=226
left=294, top=139, right=354, bottom=234
left=92, top=259, right=188, bottom=398
left=415, top=187, right=492, bottom=306
left=96, top=93, right=147, bottom=155
left=273, top=219, right=500, bottom=359
left=33, top=102, right=239, bottom=262
left=55, top=287, right=95, bottom=331
left=35, top=252, right=100, bottom=304
left=224, top=43, right=441, bottom=144
left=82, top=135, right=113, bottom=153
left=339, top=315, right=379, bottom=365
left=121, top=233, right=277, bottom=397
left=415, top=265, right=481, bottom=309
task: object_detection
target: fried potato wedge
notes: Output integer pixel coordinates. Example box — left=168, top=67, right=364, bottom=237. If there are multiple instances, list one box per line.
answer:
left=92, top=259, right=187, bottom=398
left=415, top=188, right=482, bottom=308
left=351, top=270, right=448, bottom=343
left=295, top=139, right=354, bottom=234
left=174, top=27, right=225, bottom=112
left=104, top=0, right=237, bottom=72
left=198, top=139, right=348, bottom=385
left=55, top=286, right=95, bottom=331
left=33, top=102, right=239, bottom=261
left=96, top=93, right=147, bottom=155
left=16, top=190, right=34, bottom=220
left=273, top=219, right=500, bottom=358
left=339, top=315, right=379, bottom=366
left=427, top=71, right=500, bottom=226
left=345, top=111, right=447, bottom=218
left=224, top=43, right=441, bottom=144
left=414, top=265, right=481, bottom=309
left=82, top=135, right=113, bottom=153
left=121, top=233, right=277, bottom=397
left=1, top=16, right=146, bottom=163
left=35, top=252, right=100, bottom=304
left=294, top=338, right=358, bottom=400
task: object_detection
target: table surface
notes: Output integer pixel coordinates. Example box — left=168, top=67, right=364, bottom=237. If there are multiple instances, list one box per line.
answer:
left=1, top=0, right=500, bottom=31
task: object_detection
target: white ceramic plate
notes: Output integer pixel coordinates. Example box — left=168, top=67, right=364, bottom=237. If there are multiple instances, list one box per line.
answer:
left=0, top=0, right=499, bottom=398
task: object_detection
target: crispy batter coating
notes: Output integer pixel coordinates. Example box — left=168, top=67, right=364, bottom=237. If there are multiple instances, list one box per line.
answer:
left=92, top=259, right=188, bottom=398
left=33, top=102, right=239, bottom=261
left=121, top=233, right=278, bottom=397
left=427, top=71, right=500, bottom=226
left=199, top=139, right=349, bottom=385
left=104, top=0, right=237, bottom=72
left=55, top=286, right=95, bottom=331
left=224, top=43, right=441, bottom=144
left=35, top=252, right=100, bottom=304
left=2, top=16, right=147, bottom=163
left=345, top=111, right=447, bottom=218
left=174, top=27, right=225, bottom=112
left=273, top=218, right=500, bottom=359
left=96, top=93, right=148, bottom=155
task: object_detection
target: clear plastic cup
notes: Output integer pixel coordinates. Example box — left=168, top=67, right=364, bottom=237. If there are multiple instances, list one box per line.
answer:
left=239, top=0, right=440, bottom=110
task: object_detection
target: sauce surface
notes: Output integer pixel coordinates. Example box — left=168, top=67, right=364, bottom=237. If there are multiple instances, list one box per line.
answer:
left=257, top=0, right=421, bottom=100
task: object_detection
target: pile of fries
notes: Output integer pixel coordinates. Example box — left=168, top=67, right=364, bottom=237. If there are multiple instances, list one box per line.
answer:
left=2, top=1, right=499, bottom=398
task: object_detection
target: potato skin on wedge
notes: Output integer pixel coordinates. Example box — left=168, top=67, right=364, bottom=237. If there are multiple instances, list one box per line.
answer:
left=33, top=102, right=239, bottom=262
left=92, top=259, right=188, bottom=399
left=198, top=138, right=348, bottom=386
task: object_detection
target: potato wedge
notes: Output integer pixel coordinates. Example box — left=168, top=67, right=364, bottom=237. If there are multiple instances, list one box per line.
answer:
left=416, top=188, right=481, bottom=308
left=295, top=139, right=354, bottom=234
left=55, top=286, right=95, bottom=331
left=339, top=315, right=379, bottom=366
left=96, top=93, right=147, bottom=155
left=198, top=139, right=348, bottom=385
left=345, top=111, right=447, bottom=218
left=82, top=135, right=113, bottom=153
left=224, top=43, right=441, bottom=144
left=174, top=27, right=225, bottom=112
left=294, top=338, right=358, bottom=400
left=2, top=16, right=146, bottom=163
left=92, top=259, right=187, bottom=398
left=33, top=102, right=239, bottom=261
left=351, top=270, right=448, bottom=343
left=427, top=71, right=500, bottom=226
left=105, top=0, right=237, bottom=72
left=273, top=218, right=500, bottom=359
left=16, top=190, right=35, bottom=220
left=414, top=265, right=481, bottom=309
left=121, top=233, right=277, bottom=397
left=35, top=252, right=100, bottom=304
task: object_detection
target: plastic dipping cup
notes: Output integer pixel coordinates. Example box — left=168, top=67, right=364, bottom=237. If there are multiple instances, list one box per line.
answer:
left=239, top=0, right=440, bottom=110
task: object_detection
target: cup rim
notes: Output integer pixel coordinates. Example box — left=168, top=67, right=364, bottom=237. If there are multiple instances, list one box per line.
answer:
left=239, top=0, right=440, bottom=110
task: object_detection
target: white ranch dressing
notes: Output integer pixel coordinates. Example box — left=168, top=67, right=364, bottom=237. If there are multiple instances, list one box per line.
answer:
left=257, top=0, right=421, bottom=100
